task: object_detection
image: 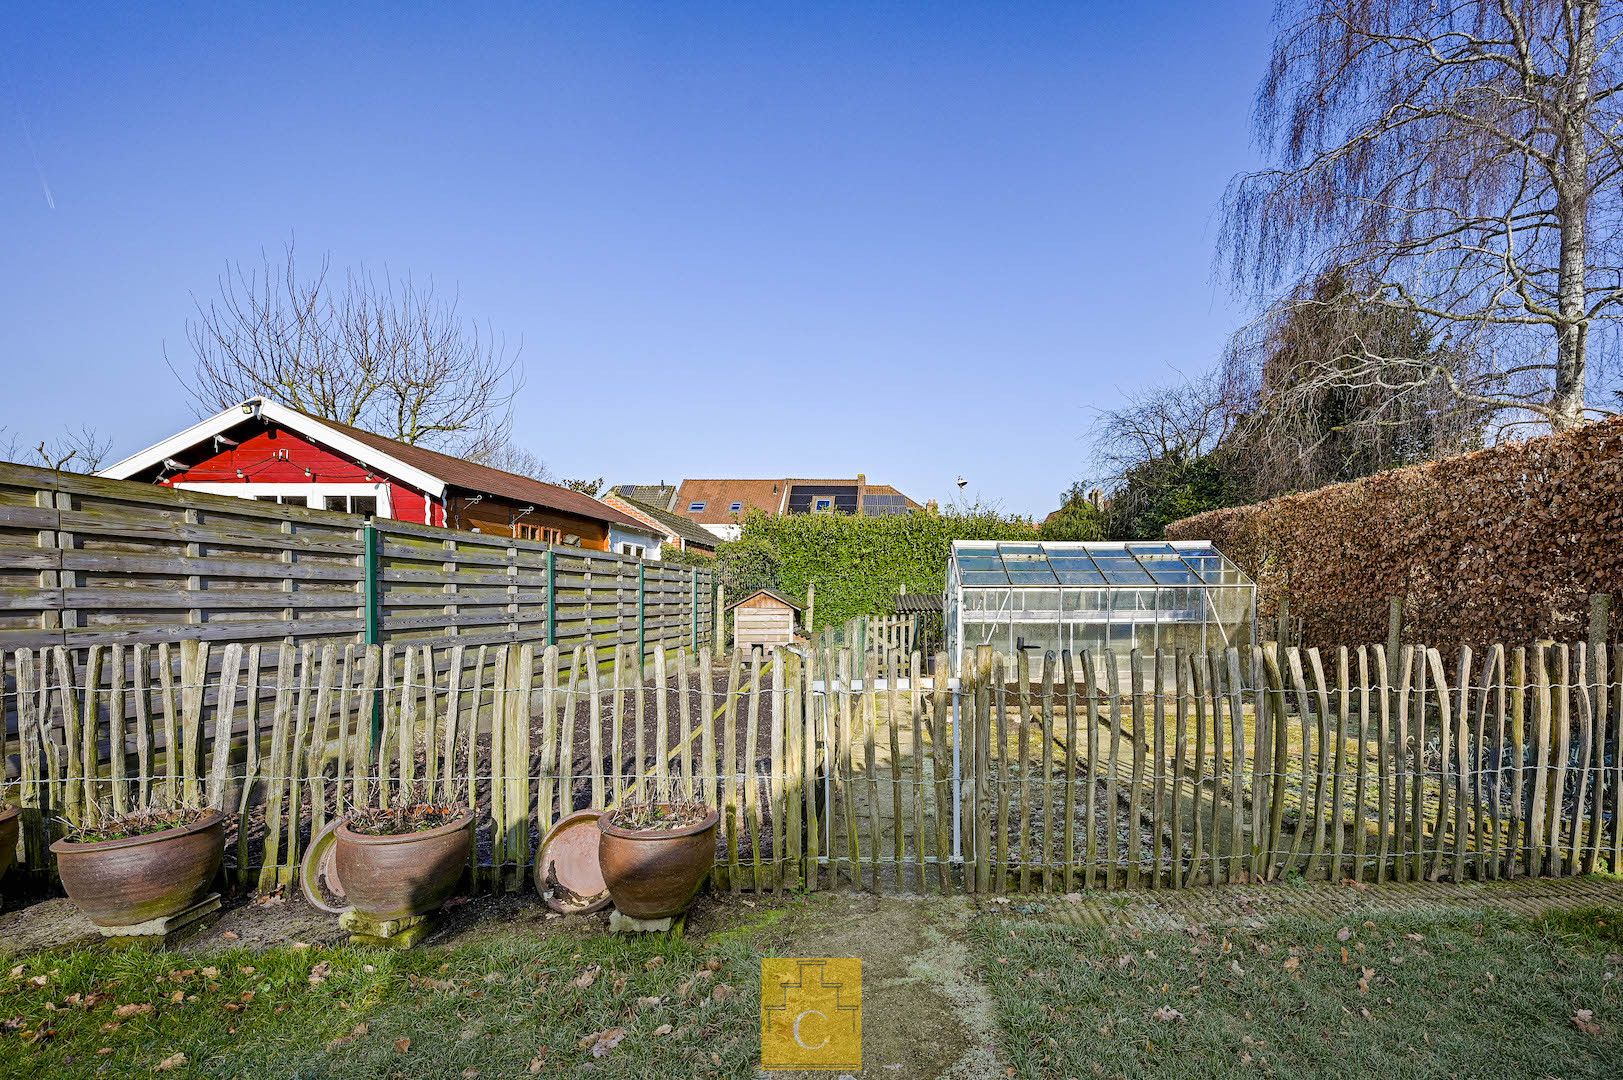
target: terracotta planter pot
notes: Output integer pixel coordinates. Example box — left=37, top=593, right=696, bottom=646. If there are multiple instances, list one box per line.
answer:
left=598, top=807, right=719, bottom=919
left=0, top=804, right=19, bottom=881
left=334, top=812, right=473, bottom=920
left=50, top=809, right=225, bottom=927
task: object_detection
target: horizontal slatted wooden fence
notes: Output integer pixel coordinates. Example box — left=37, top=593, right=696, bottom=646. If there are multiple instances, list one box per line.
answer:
left=2, top=638, right=1617, bottom=897
left=0, top=460, right=712, bottom=660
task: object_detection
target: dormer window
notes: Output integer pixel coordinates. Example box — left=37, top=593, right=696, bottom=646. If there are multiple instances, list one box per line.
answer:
left=729, top=501, right=743, bottom=512
left=688, top=501, right=706, bottom=512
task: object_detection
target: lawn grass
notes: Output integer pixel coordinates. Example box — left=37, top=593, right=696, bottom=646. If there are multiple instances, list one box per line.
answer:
left=970, top=905, right=1623, bottom=1079
left=0, top=928, right=763, bottom=1078
left=7, top=895, right=1622, bottom=1079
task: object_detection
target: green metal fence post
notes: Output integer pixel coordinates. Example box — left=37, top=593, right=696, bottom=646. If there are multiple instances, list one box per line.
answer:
left=364, top=521, right=383, bottom=743
left=637, top=563, right=647, bottom=673
left=545, top=548, right=557, bottom=646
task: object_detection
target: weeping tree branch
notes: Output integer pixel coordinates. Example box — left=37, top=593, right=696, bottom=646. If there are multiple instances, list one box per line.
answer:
left=1222, top=0, right=1623, bottom=430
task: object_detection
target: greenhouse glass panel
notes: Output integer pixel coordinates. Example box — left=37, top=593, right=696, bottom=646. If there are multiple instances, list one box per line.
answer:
left=945, top=540, right=1256, bottom=681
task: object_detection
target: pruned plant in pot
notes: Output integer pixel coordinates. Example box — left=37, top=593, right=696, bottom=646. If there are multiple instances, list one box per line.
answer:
left=597, top=794, right=719, bottom=920
left=51, top=803, right=226, bottom=928
left=334, top=789, right=474, bottom=921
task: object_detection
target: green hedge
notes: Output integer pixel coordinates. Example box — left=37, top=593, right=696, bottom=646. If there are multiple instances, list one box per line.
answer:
left=717, top=510, right=1036, bottom=631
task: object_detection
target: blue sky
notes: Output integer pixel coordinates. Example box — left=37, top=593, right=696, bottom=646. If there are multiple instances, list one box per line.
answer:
left=1, top=2, right=1272, bottom=517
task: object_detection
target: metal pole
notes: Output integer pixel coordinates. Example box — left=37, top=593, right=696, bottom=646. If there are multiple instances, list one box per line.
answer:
left=637, top=563, right=647, bottom=672
left=545, top=548, right=557, bottom=646
left=364, top=521, right=383, bottom=743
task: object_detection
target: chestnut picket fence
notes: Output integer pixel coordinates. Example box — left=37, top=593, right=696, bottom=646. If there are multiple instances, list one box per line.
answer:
left=1, top=637, right=1619, bottom=898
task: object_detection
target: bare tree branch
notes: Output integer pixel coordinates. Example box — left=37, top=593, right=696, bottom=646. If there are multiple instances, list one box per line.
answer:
left=1090, top=370, right=1235, bottom=483
left=170, top=242, right=524, bottom=455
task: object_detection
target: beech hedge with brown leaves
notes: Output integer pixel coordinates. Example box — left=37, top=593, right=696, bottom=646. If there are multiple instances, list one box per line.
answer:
left=1166, top=417, right=1623, bottom=651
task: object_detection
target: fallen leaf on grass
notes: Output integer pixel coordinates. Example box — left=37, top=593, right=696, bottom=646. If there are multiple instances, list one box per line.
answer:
left=1573, top=1009, right=1603, bottom=1036
left=571, top=966, right=599, bottom=989
left=113, top=1003, right=153, bottom=1019
left=579, top=1027, right=627, bottom=1057
left=1282, top=957, right=1300, bottom=973
left=395, top=1037, right=412, bottom=1053
left=1151, top=1006, right=1184, bottom=1022
left=711, top=984, right=735, bottom=1002
left=653, top=1024, right=674, bottom=1037
left=1357, top=967, right=1375, bottom=994
left=220, top=931, right=239, bottom=941
left=156, top=1052, right=187, bottom=1071
left=1336, top=927, right=1352, bottom=942
left=527, top=1049, right=547, bottom=1071
left=308, top=962, right=331, bottom=986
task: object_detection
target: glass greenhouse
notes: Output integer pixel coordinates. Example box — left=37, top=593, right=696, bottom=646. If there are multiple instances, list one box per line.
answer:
left=945, top=540, right=1255, bottom=675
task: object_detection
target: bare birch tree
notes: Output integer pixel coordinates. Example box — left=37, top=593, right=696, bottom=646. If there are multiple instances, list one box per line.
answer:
left=1222, top=0, right=1623, bottom=431
left=173, top=244, right=522, bottom=455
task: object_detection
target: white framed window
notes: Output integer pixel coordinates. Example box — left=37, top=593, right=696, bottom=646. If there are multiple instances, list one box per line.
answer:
left=617, top=542, right=645, bottom=558
left=813, top=497, right=835, bottom=512
left=174, top=482, right=393, bottom=518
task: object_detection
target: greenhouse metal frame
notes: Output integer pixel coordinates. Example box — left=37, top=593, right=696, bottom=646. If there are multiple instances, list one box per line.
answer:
left=944, top=539, right=1256, bottom=675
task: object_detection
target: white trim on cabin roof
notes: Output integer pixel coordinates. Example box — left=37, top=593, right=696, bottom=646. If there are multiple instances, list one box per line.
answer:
left=99, top=397, right=449, bottom=498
